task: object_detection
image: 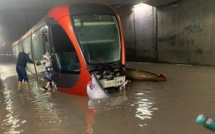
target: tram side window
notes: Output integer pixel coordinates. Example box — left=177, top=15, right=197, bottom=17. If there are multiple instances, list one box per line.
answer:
left=18, top=42, right=23, bottom=52
left=15, top=45, right=19, bottom=58
left=12, top=46, right=15, bottom=57
left=23, top=37, right=32, bottom=58
left=52, top=25, right=80, bottom=72
left=13, top=45, right=17, bottom=58
left=12, top=45, right=15, bottom=58
left=43, top=30, right=49, bottom=52
left=32, top=31, right=44, bottom=61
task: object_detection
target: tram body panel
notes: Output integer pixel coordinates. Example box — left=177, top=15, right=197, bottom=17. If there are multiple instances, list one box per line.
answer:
left=116, top=15, right=126, bottom=65
left=57, top=68, right=91, bottom=96
left=48, top=5, right=70, bottom=21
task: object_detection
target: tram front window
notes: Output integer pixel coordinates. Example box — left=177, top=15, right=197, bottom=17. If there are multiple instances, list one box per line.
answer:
left=52, top=25, right=80, bottom=72
left=72, top=15, right=121, bottom=64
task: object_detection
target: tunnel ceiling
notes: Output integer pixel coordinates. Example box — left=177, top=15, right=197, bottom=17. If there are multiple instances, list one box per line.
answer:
left=0, top=0, right=178, bottom=49
left=0, top=0, right=179, bottom=10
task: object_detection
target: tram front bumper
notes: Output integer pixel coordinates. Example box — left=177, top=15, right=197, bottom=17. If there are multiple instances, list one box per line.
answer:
left=87, top=74, right=110, bottom=99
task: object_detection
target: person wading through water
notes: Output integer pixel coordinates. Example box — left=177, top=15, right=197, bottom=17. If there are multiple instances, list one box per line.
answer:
left=16, top=49, right=37, bottom=91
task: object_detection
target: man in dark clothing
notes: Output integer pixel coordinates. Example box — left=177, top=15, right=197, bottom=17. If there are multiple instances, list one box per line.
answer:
left=16, top=49, right=36, bottom=91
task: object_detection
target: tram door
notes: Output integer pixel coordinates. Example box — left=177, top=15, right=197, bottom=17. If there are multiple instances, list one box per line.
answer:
left=47, top=25, right=61, bottom=85
left=42, top=30, right=49, bottom=53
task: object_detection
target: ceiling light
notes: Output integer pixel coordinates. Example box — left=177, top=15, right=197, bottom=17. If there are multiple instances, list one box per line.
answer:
left=133, top=3, right=145, bottom=9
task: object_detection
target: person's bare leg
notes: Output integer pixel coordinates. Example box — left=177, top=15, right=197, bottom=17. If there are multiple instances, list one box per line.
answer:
left=18, top=81, right=21, bottom=90
left=45, top=82, right=50, bottom=89
left=24, top=81, right=29, bottom=90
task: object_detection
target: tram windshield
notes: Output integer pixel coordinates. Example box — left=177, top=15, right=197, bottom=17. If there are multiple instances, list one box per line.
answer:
left=72, top=14, right=121, bottom=64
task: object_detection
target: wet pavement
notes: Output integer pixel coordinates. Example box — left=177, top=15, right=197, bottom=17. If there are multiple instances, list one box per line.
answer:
left=0, top=57, right=215, bottom=134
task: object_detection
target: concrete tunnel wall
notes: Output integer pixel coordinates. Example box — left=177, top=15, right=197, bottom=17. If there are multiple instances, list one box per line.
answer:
left=118, top=0, right=215, bottom=65
left=157, top=0, right=215, bottom=65
left=118, top=5, right=157, bottom=62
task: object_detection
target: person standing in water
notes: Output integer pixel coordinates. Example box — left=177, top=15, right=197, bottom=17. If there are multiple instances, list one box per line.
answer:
left=16, top=49, right=37, bottom=91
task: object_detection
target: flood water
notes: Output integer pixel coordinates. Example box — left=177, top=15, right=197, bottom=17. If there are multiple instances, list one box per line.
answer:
left=0, top=58, right=215, bottom=134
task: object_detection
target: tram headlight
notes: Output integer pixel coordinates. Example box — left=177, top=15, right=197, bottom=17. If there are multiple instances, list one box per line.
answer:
left=97, top=92, right=101, bottom=97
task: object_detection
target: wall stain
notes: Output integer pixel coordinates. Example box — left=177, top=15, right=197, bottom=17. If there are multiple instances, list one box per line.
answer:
left=179, top=39, right=194, bottom=47
left=158, top=34, right=176, bottom=46
left=183, top=23, right=203, bottom=34
left=195, top=48, right=203, bottom=55
left=159, top=34, right=195, bottom=48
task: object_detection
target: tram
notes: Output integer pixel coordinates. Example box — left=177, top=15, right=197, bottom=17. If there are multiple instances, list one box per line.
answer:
left=12, top=3, right=126, bottom=96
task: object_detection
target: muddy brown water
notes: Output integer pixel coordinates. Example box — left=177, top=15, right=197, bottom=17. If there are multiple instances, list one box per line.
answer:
left=0, top=60, right=215, bottom=134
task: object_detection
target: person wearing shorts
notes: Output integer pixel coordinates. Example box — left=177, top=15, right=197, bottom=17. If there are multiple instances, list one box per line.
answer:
left=16, top=49, right=36, bottom=91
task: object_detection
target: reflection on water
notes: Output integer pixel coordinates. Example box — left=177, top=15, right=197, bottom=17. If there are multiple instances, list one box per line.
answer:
left=29, top=81, right=63, bottom=132
left=135, top=98, right=154, bottom=120
left=128, top=84, right=159, bottom=127
left=2, top=83, right=23, bottom=134
left=1, top=62, right=215, bottom=134
left=0, top=79, right=64, bottom=134
left=89, top=89, right=157, bottom=122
